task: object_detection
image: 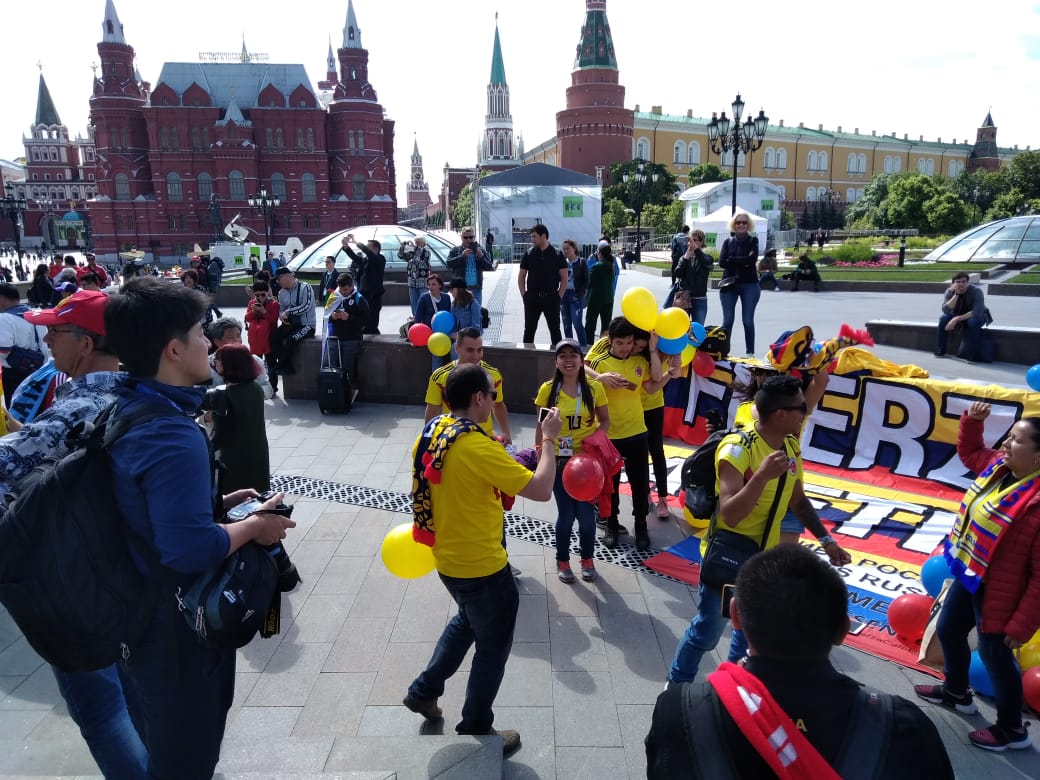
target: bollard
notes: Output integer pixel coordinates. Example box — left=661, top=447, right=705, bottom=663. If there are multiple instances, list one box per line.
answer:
left=898, top=236, right=906, bottom=267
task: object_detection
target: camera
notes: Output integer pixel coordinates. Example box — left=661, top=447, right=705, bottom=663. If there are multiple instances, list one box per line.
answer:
left=227, top=491, right=302, bottom=593
left=538, top=407, right=551, bottom=423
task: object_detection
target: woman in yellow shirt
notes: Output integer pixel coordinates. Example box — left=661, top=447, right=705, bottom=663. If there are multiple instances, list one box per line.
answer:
left=536, top=339, right=610, bottom=583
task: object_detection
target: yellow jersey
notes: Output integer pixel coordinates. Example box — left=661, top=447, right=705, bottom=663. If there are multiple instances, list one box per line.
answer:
left=586, top=350, right=651, bottom=439
left=425, top=360, right=503, bottom=437
left=704, top=426, right=801, bottom=554
left=416, top=416, right=533, bottom=578
left=534, top=378, right=608, bottom=456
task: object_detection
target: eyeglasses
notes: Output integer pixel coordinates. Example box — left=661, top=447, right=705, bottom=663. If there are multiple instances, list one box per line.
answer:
left=779, top=402, right=808, bottom=413
left=480, top=389, right=495, bottom=399
left=46, top=326, right=80, bottom=336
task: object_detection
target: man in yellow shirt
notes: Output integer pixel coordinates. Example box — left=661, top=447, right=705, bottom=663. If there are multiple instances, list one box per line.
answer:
left=404, top=363, right=561, bottom=756
left=667, top=375, right=851, bottom=683
left=424, top=327, right=512, bottom=444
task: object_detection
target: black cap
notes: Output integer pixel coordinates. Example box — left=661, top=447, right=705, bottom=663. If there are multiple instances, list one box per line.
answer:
left=554, top=338, right=583, bottom=355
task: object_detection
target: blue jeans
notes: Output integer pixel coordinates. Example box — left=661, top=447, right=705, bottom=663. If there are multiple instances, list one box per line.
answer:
left=719, top=282, right=761, bottom=355
left=122, top=608, right=236, bottom=779
left=52, top=664, right=148, bottom=779
left=937, top=579, right=1023, bottom=729
left=937, top=313, right=983, bottom=360
left=690, top=297, right=708, bottom=326
left=408, top=286, right=424, bottom=317
left=560, top=291, right=587, bottom=347
left=409, top=564, right=519, bottom=734
left=553, top=465, right=596, bottom=560
left=668, top=582, right=749, bottom=683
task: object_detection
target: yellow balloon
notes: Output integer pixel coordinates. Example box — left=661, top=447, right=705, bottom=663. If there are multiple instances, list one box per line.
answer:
left=680, top=344, right=696, bottom=367
left=621, top=287, right=658, bottom=331
left=684, top=506, right=710, bottom=531
left=656, top=307, right=690, bottom=340
left=381, top=522, right=436, bottom=579
left=1019, top=642, right=1040, bottom=672
left=427, top=332, right=452, bottom=357
left=1030, top=627, right=1040, bottom=646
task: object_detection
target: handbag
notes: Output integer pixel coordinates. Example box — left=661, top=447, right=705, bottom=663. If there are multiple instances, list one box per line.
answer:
left=717, top=276, right=738, bottom=292
left=699, top=469, right=788, bottom=589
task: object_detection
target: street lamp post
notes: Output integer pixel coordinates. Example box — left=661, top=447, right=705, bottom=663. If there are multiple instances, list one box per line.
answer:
left=247, top=185, right=280, bottom=256
left=706, top=93, right=769, bottom=216
left=37, top=199, right=55, bottom=253
left=1, top=185, right=28, bottom=260
left=622, top=159, right=659, bottom=262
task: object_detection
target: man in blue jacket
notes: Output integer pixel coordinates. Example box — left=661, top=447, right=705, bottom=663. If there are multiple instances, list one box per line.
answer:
left=104, top=277, right=296, bottom=779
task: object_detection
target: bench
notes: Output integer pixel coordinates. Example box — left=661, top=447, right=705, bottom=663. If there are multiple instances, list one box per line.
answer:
left=865, top=320, right=1040, bottom=365
left=281, top=335, right=559, bottom=408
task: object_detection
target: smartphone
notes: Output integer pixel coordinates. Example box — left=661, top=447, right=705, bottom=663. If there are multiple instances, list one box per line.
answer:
left=847, top=617, right=867, bottom=636
left=721, top=584, right=736, bottom=619
left=538, top=407, right=551, bottom=423
left=705, top=409, right=725, bottom=430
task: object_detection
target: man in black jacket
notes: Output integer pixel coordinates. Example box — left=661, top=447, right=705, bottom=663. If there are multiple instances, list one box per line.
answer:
left=446, top=226, right=494, bottom=305
left=323, top=272, right=369, bottom=385
left=646, top=544, right=954, bottom=779
left=340, top=236, right=386, bottom=334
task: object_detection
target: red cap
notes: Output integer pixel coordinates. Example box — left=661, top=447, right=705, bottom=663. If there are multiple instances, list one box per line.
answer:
left=24, top=290, right=108, bottom=335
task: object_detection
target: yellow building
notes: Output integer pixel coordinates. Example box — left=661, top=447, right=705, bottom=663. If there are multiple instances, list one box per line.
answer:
left=523, top=107, right=1020, bottom=207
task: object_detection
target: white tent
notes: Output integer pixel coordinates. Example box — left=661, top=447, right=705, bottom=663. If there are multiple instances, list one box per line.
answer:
left=689, top=206, right=767, bottom=252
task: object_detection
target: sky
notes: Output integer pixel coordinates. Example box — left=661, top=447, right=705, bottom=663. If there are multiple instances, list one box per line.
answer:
left=4, top=0, right=1039, bottom=199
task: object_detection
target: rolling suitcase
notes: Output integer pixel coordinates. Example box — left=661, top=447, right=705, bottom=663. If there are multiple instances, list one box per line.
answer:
left=317, top=337, right=352, bottom=414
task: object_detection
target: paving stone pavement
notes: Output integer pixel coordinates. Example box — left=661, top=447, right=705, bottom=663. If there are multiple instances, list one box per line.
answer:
left=1, top=263, right=1038, bottom=778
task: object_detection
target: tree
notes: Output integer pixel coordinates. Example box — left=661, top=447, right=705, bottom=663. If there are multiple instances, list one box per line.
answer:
left=1005, top=150, right=1040, bottom=201
left=986, top=187, right=1027, bottom=220
left=844, top=173, right=893, bottom=228
left=885, top=172, right=942, bottom=231
left=923, top=190, right=969, bottom=234
left=641, top=200, right=684, bottom=236
left=600, top=198, right=630, bottom=241
left=602, top=160, right=677, bottom=211
left=779, top=208, right=797, bottom=230
left=451, top=184, right=473, bottom=229
left=684, top=163, right=731, bottom=187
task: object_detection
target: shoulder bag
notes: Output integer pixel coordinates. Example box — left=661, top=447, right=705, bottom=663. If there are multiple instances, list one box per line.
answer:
left=699, top=450, right=789, bottom=590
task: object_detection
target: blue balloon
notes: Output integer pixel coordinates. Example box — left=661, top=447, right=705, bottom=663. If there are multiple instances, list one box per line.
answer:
left=431, top=310, right=456, bottom=334
left=920, top=556, right=951, bottom=598
left=689, top=322, right=707, bottom=346
left=1027, top=364, right=1040, bottom=392
left=969, top=650, right=994, bottom=698
left=657, top=334, right=687, bottom=355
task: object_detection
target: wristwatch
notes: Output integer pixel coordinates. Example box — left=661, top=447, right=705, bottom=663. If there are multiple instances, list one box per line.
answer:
left=818, top=534, right=836, bottom=548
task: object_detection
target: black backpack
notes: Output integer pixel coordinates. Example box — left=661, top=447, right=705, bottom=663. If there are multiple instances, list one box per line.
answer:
left=0, top=401, right=177, bottom=672
left=671, top=682, right=893, bottom=779
left=681, top=429, right=749, bottom=518
left=480, top=306, right=490, bottom=329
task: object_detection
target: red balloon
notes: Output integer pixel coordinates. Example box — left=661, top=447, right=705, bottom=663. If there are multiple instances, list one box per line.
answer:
left=562, top=454, right=605, bottom=503
left=693, top=350, right=715, bottom=377
left=408, top=323, right=433, bottom=347
left=1023, top=667, right=1040, bottom=712
left=887, top=593, right=932, bottom=643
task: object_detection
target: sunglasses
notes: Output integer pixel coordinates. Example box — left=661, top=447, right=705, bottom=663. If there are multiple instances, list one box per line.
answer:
left=734, top=221, right=749, bottom=225
left=461, top=234, right=475, bottom=239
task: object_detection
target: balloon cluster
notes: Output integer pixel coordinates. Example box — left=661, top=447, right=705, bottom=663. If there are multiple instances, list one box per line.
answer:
left=407, top=311, right=458, bottom=357
left=620, top=286, right=715, bottom=377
